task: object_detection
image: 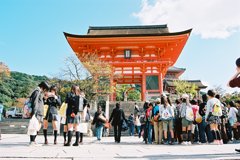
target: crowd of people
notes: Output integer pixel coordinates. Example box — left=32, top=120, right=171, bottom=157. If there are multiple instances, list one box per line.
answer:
left=0, top=57, right=239, bottom=154
left=23, top=80, right=240, bottom=148
left=127, top=92, right=240, bottom=146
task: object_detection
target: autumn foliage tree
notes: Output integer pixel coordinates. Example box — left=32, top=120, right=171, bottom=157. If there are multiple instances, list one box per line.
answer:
left=60, top=54, right=113, bottom=101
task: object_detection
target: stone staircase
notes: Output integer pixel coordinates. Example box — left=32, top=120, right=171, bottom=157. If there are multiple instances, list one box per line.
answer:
left=0, top=118, right=59, bottom=135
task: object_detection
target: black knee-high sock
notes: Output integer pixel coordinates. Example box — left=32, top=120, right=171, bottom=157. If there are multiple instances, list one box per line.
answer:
left=182, top=131, right=187, bottom=141
left=33, top=131, right=38, bottom=142
left=30, top=135, right=35, bottom=142
left=232, top=128, right=238, bottom=140
left=67, top=131, right=73, bottom=144
left=216, top=130, right=221, bottom=140
left=54, top=130, right=58, bottom=141
left=211, top=130, right=216, bottom=140
left=80, top=133, right=83, bottom=143
left=187, top=130, right=192, bottom=142
left=75, top=131, right=80, bottom=144
left=43, top=129, right=47, bottom=141
left=63, top=132, right=67, bottom=142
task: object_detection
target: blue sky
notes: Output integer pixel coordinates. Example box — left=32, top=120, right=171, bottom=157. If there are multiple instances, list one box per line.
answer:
left=0, top=0, right=240, bottom=93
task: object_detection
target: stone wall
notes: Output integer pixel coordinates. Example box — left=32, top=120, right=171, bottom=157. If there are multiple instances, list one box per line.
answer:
left=108, top=101, right=145, bottom=118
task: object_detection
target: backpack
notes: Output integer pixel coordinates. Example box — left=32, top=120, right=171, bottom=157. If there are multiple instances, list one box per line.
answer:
left=212, top=103, right=222, bottom=116
left=160, top=107, right=172, bottom=120
left=186, top=106, right=194, bottom=121
left=146, top=108, right=153, bottom=121
left=195, top=111, right=202, bottom=123
left=23, top=98, right=33, bottom=118
left=23, top=89, right=37, bottom=118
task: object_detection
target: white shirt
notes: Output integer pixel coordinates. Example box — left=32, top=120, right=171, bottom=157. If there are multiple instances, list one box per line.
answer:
left=228, top=107, right=238, bottom=120
left=206, top=97, right=221, bottom=118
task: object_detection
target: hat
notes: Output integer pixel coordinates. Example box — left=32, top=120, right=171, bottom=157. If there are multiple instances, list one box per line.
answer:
left=162, top=93, right=167, bottom=97
left=155, top=98, right=161, bottom=102
left=181, top=94, right=189, bottom=99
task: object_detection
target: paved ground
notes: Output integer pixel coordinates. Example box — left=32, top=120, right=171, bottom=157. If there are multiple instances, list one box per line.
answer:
left=0, top=134, right=240, bottom=160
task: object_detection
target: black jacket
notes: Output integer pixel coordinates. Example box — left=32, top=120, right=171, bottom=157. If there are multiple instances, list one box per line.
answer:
left=65, top=93, right=88, bottom=116
left=65, top=92, right=77, bottom=116
left=109, top=107, right=126, bottom=126
left=46, top=96, right=61, bottom=115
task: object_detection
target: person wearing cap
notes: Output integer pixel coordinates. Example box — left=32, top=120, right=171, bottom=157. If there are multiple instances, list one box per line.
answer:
left=180, top=94, right=193, bottom=145
left=28, top=81, right=50, bottom=146
left=228, top=57, right=240, bottom=152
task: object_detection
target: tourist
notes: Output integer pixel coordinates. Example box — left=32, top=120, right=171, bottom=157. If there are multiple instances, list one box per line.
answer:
left=77, top=90, right=88, bottom=144
left=198, top=94, right=208, bottom=144
left=228, top=101, right=239, bottom=141
left=62, top=85, right=76, bottom=145
left=206, top=90, right=223, bottom=145
left=92, top=106, right=106, bottom=141
left=191, top=99, right=200, bottom=143
left=135, top=114, right=141, bottom=138
left=160, top=97, right=174, bottom=145
left=128, top=113, right=135, bottom=136
left=174, top=99, right=182, bottom=144
left=144, top=103, right=154, bottom=144
left=153, top=98, right=163, bottom=144
left=134, top=102, right=140, bottom=117
left=64, top=85, right=82, bottom=146
left=109, top=103, right=127, bottom=143
left=28, top=81, right=50, bottom=146
left=228, top=57, right=240, bottom=152
left=43, top=85, right=61, bottom=145
left=180, top=94, right=193, bottom=145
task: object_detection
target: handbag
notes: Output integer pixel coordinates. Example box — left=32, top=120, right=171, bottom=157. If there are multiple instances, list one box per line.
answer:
left=121, top=120, right=128, bottom=131
left=104, top=122, right=110, bottom=128
left=153, top=114, right=160, bottom=122
left=27, top=115, right=40, bottom=135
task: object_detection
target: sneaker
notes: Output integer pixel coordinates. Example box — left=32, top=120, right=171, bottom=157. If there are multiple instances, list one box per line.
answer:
left=181, top=141, right=187, bottom=145
left=29, top=141, right=42, bottom=147
left=187, top=141, right=192, bottom=145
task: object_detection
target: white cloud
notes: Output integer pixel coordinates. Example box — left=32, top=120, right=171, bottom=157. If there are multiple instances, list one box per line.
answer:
left=133, top=0, right=240, bottom=39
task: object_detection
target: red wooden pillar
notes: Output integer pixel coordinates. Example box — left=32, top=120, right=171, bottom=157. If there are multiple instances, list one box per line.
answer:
left=110, top=75, right=114, bottom=101
left=141, top=74, right=146, bottom=101
left=158, top=72, right=163, bottom=94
